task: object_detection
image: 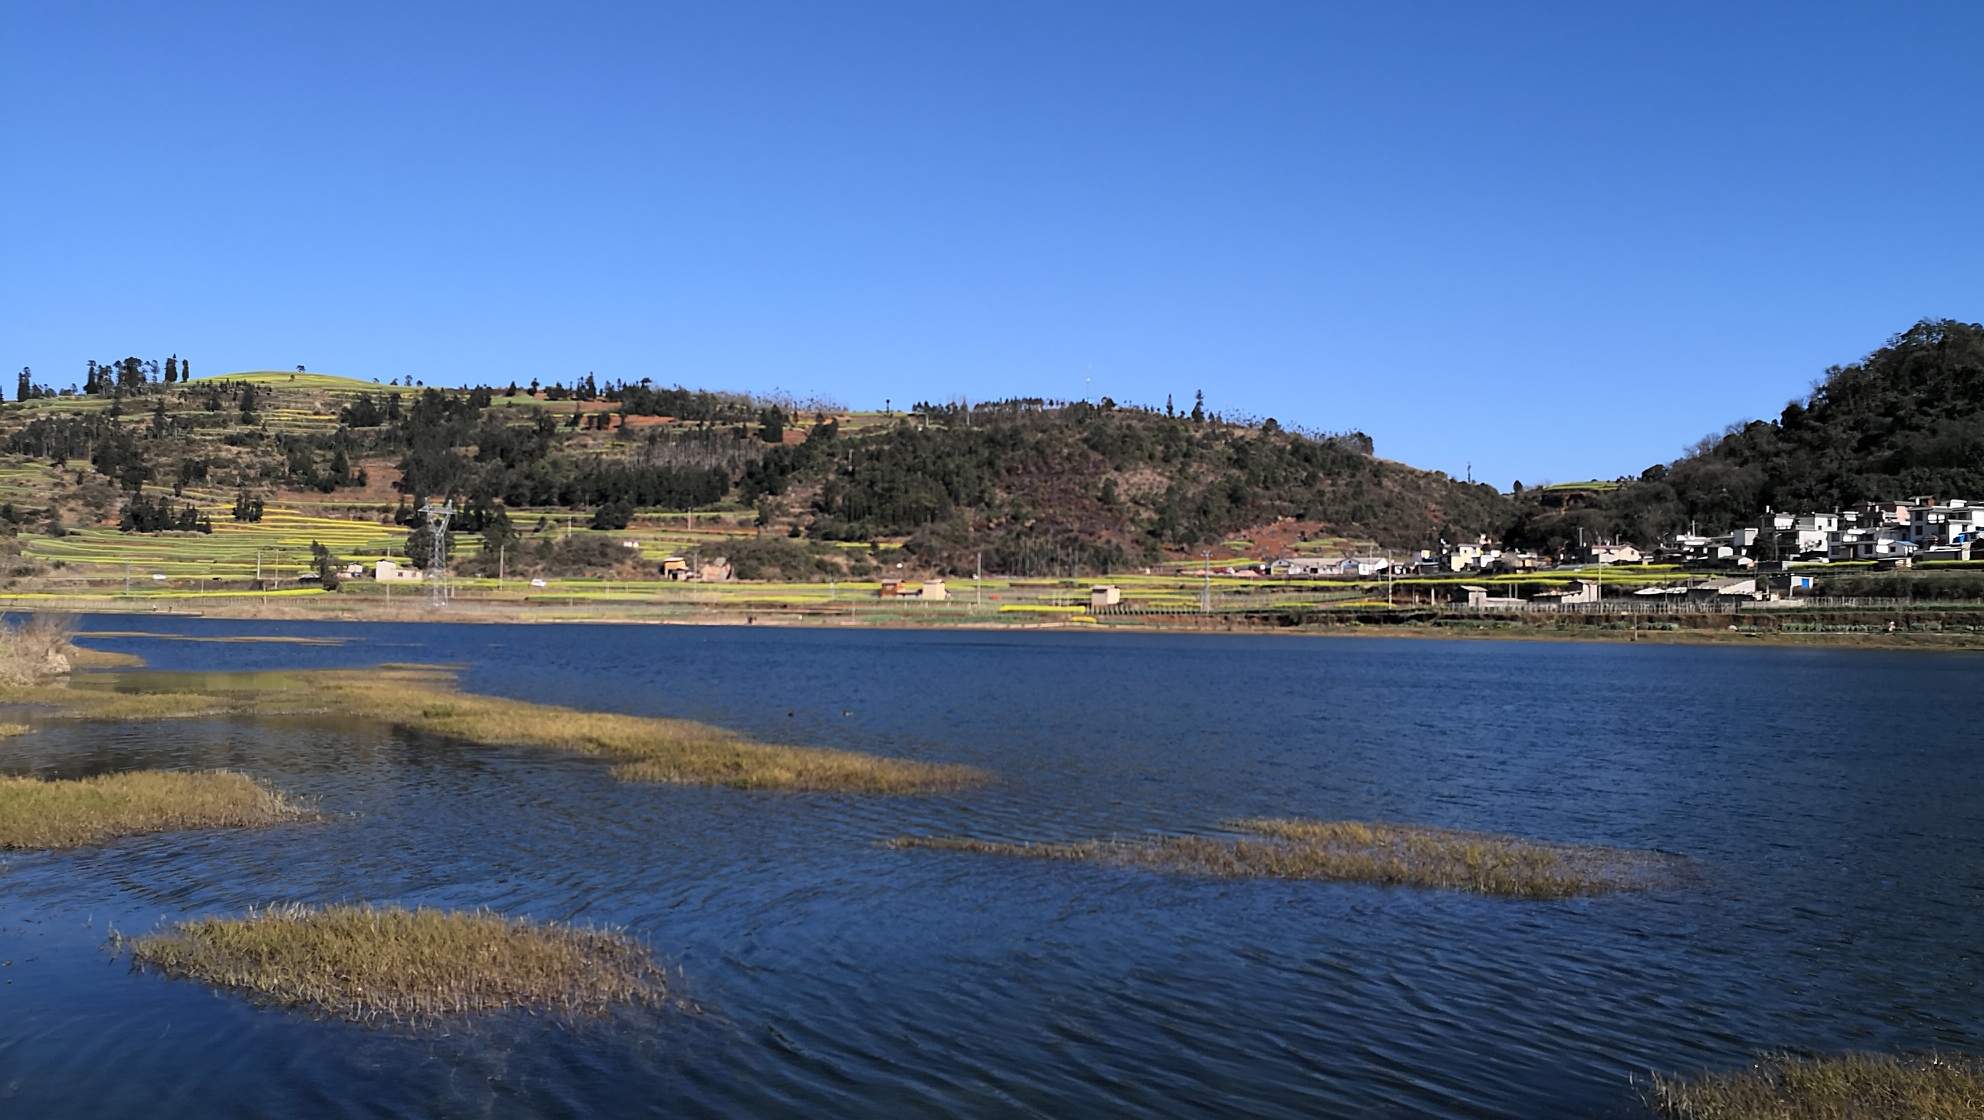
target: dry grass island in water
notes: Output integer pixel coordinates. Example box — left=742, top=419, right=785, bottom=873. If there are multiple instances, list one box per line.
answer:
left=0, top=621, right=975, bottom=793
left=0, top=770, right=299, bottom=850
left=890, top=819, right=1677, bottom=899
left=272, top=668, right=976, bottom=792
left=122, top=904, right=668, bottom=1023
left=0, top=617, right=302, bottom=849
left=1644, top=1051, right=1984, bottom=1120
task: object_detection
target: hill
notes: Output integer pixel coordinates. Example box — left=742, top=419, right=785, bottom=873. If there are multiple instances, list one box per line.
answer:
left=0, top=372, right=1510, bottom=580
left=1505, top=318, right=1984, bottom=551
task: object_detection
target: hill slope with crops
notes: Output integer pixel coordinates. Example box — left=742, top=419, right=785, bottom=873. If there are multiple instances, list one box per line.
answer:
left=0, top=371, right=1508, bottom=582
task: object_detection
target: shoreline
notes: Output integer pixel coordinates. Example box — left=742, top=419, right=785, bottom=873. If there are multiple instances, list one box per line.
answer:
left=25, top=596, right=1983, bottom=652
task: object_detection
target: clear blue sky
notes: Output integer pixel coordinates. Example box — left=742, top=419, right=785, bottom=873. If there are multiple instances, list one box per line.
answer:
left=5, top=3, right=1980, bottom=487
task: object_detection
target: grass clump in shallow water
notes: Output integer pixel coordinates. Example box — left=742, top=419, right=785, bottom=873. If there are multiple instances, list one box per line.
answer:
left=889, top=819, right=1674, bottom=899
left=124, top=904, right=669, bottom=1023
left=292, top=669, right=975, bottom=792
left=21, top=666, right=977, bottom=793
left=0, top=770, right=299, bottom=849
left=1645, top=1051, right=1984, bottom=1119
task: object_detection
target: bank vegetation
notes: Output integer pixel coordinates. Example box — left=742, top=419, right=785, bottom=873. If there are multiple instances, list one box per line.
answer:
left=891, top=819, right=1675, bottom=899
left=0, top=770, right=299, bottom=849
left=1644, top=1051, right=1984, bottom=1119
left=123, top=904, right=668, bottom=1023
left=8, top=663, right=976, bottom=794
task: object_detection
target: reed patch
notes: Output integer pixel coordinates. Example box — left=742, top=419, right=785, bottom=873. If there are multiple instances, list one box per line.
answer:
left=14, top=666, right=977, bottom=793
left=0, top=770, right=300, bottom=849
left=122, top=904, right=669, bottom=1023
left=889, top=819, right=1675, bottom=899
left=0, top=614, right=78, bottom=685
left=1644, top=1051, right=1984, bottom=1119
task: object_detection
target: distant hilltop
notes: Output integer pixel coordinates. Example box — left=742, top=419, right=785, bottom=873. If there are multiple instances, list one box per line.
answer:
left=0, top=369, right=1507, bottom=578
left=6, top=316, right=1975, bottom=574
left=1503, top=318, right=1984, bottom=555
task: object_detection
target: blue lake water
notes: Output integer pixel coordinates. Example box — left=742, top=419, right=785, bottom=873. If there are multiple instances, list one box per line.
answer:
left=2, top=620, right=1980, bottom=1117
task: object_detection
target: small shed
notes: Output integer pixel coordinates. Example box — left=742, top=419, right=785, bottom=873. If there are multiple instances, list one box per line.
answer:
left=374, top=559, right=423, bottom=582
left=921, top=580, right=947, bottom=601
left=1090, top=585, right=1121, bottom=609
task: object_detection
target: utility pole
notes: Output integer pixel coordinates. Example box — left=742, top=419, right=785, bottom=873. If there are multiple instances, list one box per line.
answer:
left=498, top=545, right=505, bottom=590
left=1201, top=551, right=1212, bottom=614
left=976, top=551, right=983, bottom=610
left=125, top=562, right=130, bottom=594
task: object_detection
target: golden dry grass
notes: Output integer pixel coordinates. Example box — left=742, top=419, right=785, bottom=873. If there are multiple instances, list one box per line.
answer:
left=4, top=683, right=234, bottom=721
left=68, top=648, right=147, bottom=669
left=8, top=666, right=977, bottom=793
left=889, top=819, right=1674, bottom=899
left=0, top=770, right=299, bottom=849
left=248, top=669, right=977, bottom=792
left=1645, top=1052, right=1984, bottom=1119
left=124, top=904, right=668, bottom=1023
left=0, top=614, right=77, bottom=686
left=0, top=722, right=28, bottom=738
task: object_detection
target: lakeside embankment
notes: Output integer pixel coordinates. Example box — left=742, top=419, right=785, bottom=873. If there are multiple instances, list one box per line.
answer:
left=14, top=592, right=1984, bottom=651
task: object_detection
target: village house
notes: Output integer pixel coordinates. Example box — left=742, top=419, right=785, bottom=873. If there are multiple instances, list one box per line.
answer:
left=1583, top=542, right=1643, bottom=565
left=1686, top=577, right=1759, bottom=602
left=373, top=559, right=423, bottom=582
left=1528, top=578, right=1600, bottom=606
left=1270, top=558, right=1334, bottom=577
left=1454, top=585, right=1524, bottom=608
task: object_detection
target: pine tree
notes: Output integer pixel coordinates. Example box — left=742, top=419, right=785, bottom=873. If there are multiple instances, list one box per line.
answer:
left=181, top=358, right=191, bottom=381
left=1191, top=390, right=1204, bottom=423
left=165, top=355, right=178, bottom=383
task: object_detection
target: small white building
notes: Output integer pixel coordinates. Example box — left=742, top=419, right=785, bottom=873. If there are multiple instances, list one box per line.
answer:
left=1090, top=585, right=1121, bottom=609
left=1456, top=585, right=1524, bottom=608
left=1585, top=543, right=1643, bottom=565
left=374, top=559, right=423, bottom=582
left=1530, top=578, right=1600, bottom=606
left=1687, top=577, right=1758, bottom=602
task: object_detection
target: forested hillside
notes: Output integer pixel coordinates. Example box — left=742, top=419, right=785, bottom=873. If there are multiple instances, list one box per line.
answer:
left=0, top=371, right=1509, bottom=578
left=752, top=401, right=1511, bottom=574
left=1505, top=319, right=1984, bottom=552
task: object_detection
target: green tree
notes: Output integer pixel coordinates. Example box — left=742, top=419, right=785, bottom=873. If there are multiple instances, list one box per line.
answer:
left=480, top=505, right=519, bottom=557
left=232, top=488, right=264, bottom=522
left=310, top=541, right=342, bottom=589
